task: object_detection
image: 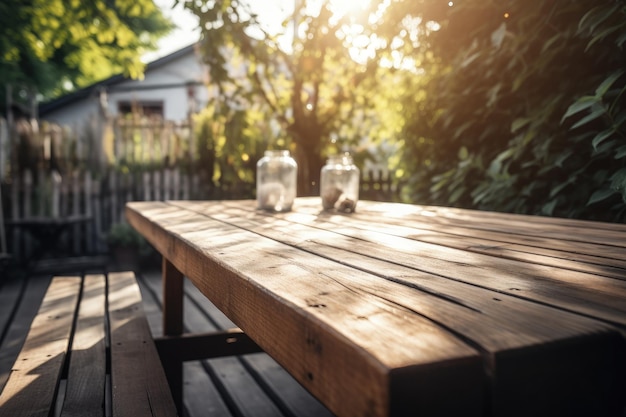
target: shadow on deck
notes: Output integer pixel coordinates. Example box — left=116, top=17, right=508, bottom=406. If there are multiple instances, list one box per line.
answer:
left=0, top=261, right=335, bottom=417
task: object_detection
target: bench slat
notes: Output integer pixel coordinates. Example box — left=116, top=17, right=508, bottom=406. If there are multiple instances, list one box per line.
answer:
left=109, top=271, right=178, bottom=417
left=0, top=275, right=51, bottom=392
left=0, top=277, right=80, bottom=417
left=61, top=274, right=107, bottom=417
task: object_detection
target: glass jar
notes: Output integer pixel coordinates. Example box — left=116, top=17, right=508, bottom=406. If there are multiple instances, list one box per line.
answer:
left=256, top=150, right=298, bottom=212
left=320, top=153, right=360, bottom=213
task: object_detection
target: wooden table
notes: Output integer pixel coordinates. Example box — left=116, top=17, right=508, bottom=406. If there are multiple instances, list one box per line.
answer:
left=126, top=198, right=626, bottom=417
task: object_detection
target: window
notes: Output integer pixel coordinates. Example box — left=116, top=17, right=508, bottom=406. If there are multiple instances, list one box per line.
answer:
left=117, top=101, right=164, bottom=118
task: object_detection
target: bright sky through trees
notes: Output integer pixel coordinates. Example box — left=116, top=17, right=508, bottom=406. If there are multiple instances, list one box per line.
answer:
left=148, top=0, right=375, bottom=61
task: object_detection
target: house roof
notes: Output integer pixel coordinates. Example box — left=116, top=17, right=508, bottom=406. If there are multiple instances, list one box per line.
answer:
left=39, top=43, right=198, bottom=116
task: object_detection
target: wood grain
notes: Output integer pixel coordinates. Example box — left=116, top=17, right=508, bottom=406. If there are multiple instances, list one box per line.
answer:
left=127, top=201, right=483, bottom=417
left=0, top=277, right=80, bottom=417
left=109, top=271, right=178, bottom=417
left=61, top=275, right=107, bottom=417
left=126, top=199, right=626, bottom=417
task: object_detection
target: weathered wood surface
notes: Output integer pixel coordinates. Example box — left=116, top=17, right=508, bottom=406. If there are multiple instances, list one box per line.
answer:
left=0, top=272, right=178, bottom=417
left=126, top=198, right=626, bottom=417
left=1, top=164, right=399, bottom=265
left=61, top=275, right=106, bottom=417
left=0, top=270, right=334, bottom=417
left=138, top=270, right=335, bottom=417
left=109, top=271, right=178, bottom=417
left=0, top=274, right=51, bottom=392
left=0, top=277, right=80, bottom=417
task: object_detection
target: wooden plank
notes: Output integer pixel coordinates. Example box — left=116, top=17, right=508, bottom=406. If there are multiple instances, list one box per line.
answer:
left=206, top=356, right=288, bottom=417
left=127, top=201, right=485, bottom=417
left=161, top=258, right=184, bottom=411
left=286, top=202, right=626, bottom=276
left=10, top=173, right=20, bottom=260
left=92, top=179, right=104, bottom=253
left=267, top=198, right=626, bottom=265
left=241, top=353, right=336, bottom=417
left=155, top=331, right=262, bottom=361
left=181, top=278, right=336, bottom=417
left=183, top=279, right=235, bottom=330
left=162, top=258, right=183, bottom=336
left=135, top=272, right=165, bottom=335
left=181, top=201, right=626, bottom=328
left=129, top=201, right=626, bottom=416
left=61, top=274, right=106, bottom=417
left=71, top=171, right=81, bottom=254
left=0, top=277, right=80, bottom=417
left=172, top=273, right=292, bottom=417
left=0, top=278, right=26, bottom=347
left=183, top=362, right=234, bottom=417
left=181, top=277, right=327, bottom=416
left=108, top=271, right=177, bottom=417
left=137, top=271, right=237, bottom=417
left=349, top=198, right=626, bottom=239
left=184, top=202, right=626, bottom=415
left=0, top=275, right=51, bottom=392
left=84, top=172, right=94, bottom=254
left=145, top=269, right=337, bottom=417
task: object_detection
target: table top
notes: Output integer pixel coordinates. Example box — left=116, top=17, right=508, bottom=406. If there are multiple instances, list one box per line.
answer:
left=126, top=198, right=626, bottom=417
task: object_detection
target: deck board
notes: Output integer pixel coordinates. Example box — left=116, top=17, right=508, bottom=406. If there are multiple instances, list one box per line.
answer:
left=0, top=268, right=333, bottom=417
left=61, top=274, right=106, bottom=417
left=0, top=275, right=51, bottom=392
left=137, top=268, right=335, bottom=417
left=0, top=277, right=80, bottom=417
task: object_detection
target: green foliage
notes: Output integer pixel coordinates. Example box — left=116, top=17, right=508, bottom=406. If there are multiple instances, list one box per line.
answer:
left=183, top=0, right=401, bottom=195
left=192, top=100, right=277, bottom=197
left=396, top=0, right=626, bottom=222
left=106, top=222, right=157, bottom=263
left=0, top=0, right=174, bottom=105
left=106, top=222, right=147, bottom=248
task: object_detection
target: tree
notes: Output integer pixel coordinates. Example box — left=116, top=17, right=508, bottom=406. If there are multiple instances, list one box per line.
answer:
left=391, top=0, right=626, bottom=222
left=0, top=0, right=174, bottom=109
left=183, top=0, right=398, bottom=195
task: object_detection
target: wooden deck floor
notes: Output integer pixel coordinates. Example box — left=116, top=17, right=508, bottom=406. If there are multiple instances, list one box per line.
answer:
left=0, top=264, right=335, bottom=417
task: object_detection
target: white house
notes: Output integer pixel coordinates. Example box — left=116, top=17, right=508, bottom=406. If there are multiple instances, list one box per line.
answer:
left=39, top=43, right=209, bottom=125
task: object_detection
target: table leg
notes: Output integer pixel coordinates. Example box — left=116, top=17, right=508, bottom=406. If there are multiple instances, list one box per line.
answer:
left=162, top=257, right=184, bottom=413
left=163, top=257, right=184, bottom=336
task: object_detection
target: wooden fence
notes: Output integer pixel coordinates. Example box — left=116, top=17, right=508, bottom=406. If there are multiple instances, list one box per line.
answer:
left=2, top=167, right=400, bottom=263
left=0, top=116, right=402, bottom=264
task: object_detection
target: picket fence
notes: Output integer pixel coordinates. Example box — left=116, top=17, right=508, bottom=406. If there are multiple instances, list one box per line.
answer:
left=1, top=166, right=399, bottom=263
left=0, top=114, right=402, bottom=264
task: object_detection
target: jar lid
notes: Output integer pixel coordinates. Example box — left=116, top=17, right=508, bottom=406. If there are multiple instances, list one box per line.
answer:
left=327, top=152, right=353, bottom=164
left=264, top=150, right=291, bottom=157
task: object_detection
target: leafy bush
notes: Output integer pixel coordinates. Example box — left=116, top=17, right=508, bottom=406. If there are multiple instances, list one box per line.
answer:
left=399, top=1, right=626, bottom=222
left=106, top=223, right=147, bottom=249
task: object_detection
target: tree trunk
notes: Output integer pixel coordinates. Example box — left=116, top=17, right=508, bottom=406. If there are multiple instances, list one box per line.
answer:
left=294, top=137, right=323, bottom=197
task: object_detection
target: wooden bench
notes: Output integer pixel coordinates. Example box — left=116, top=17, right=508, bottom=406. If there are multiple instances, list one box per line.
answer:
left=0, top=271, right=177, bottom=417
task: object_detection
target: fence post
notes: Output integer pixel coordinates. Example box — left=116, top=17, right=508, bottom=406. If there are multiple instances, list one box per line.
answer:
left=84, top=171, right=94, bottom=254
left=23, top=170, right=33, bottom=258
left=93, top=177, right=104, bottom=253
left=124, top=170, right=132, bottom=217
left=10, top=173, right=22, bottom=260
left=164, top=167, right=171, bottom=201
left=71, top=170, right=81, bottom=254
left=109, top=171, right=118, bottom=225
left=51, top=170, right=61, bottom=219
left=143, top=171, right=151, bottom=201
left=154, top=170, right=162, bottom=201
left=0, top=118, right=7, bottom=182
left=182, top=172, right=190, bottom=200
left=173, top=167, right=180, bottom=200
